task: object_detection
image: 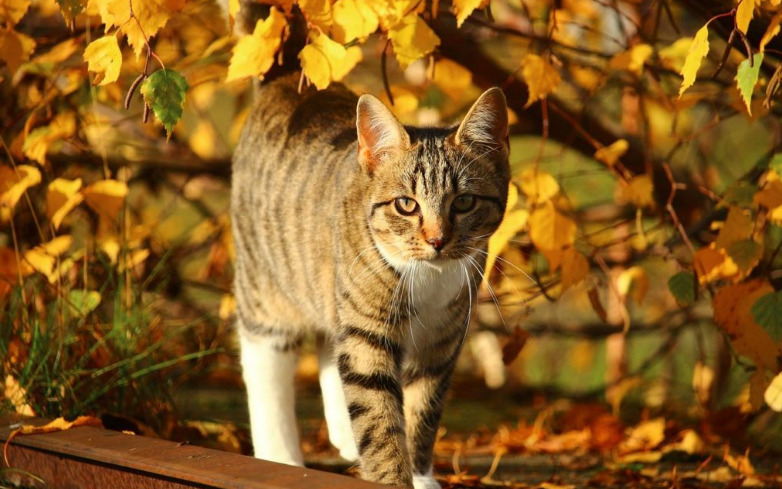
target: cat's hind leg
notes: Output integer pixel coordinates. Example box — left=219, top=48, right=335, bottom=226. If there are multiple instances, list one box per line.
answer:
left=239, top=326, right=304, bottom=466
left=318, top=337, right=359, bottom=462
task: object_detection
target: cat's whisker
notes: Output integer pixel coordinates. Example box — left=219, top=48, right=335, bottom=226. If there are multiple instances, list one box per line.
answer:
left=465, top=247, right=529, bottom=308
left=466, top=246, right=535, bottom=285
left=464, top=254, right=509, bottom=332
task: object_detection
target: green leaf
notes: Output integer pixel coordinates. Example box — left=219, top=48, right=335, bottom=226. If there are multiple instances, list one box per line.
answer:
left=726, top=239, right=763, bottom=273
left=67, top=290, right=101, bottom=317
left=770, top=153, right=782, bottom=176
left=140, top=69, right=189, bottom=139
left=751, top=291, right=782, bottom=342
left=735, top=53, right=764, bottom=115
left=668, top=271, right=696, bottom=306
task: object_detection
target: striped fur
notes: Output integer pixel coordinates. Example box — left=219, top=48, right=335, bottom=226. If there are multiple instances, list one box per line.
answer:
left=232, top=74, right=510, bottom=487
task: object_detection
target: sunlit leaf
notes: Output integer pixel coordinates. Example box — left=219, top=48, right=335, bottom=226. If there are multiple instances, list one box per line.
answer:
left=760, top=9, right=782, bottom=53
left=608, top=44, right=653, bottom=76
left=300, top=31, right=362, bottom=90
left=388, top=14, right=440, bottom=69
left=226, top=8, right=287, bottom=82
left=83, top=35, right=122, bottom=86
left=431, top=58, right=472, bottom=100
left=453, top=0, right=488, bottom=27
left=333, top=0, right=378, bottom=43
left=299, top=0, right=332, bottom=31
left=22, top=112, right=76, bottom=164
left=678, top=25, right=709, bottom=97
left=617, top=266, right=649, bottom=305
left=23, top=235, right=73, bottom=278
left=140, top=69, right=189, bottom=138
left=0, top=0, right=31, bottom=26
left=519, top=169, right=559, bottom=204
left=735, top=0, right=755, bottom=34
left=46, top=178, right=83, bottom=230
left=594, top=139, right=629, bottom=167
left=93, top=0, right=185, bottom=57
left=694, top=244, right=738, bottom=284
left=521, top=54, right=561, bottom=108
left=83, top=179, right=128, bottom=222
left=0, top=165, right=41, bottom=211
left=766, top=372, right=782, bottom=412
left=736, top=53, right=764, bottom=115
left=529, top=203, right=577, bottom=272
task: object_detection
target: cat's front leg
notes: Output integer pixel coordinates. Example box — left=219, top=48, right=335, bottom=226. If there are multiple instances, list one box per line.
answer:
left=335, top=325, right=412, bottom=486
left=403, top=317, right=468, bottom=489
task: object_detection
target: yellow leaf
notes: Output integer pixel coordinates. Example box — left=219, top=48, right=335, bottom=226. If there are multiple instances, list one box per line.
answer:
left=616, top=175, right=654, bottom=209
left=561, top=247, right=589, bottom=291
left=189, top=121, right=217, bottom=159
left=485, top=209, right=529, bottom=282
left=529, top=203, right=577, bottom=272
left=659, top=37, right=692, bottom=73
left=388, top=14, right=440, bottom=69
left=299, top=0, right=332, bottom=31
left=22, top=112, right=77, bottom=165
left=766, top=371, right=782, bottom=412
left=724, top=449, right=755, bottom=476
left=119, top=248, right=150, bottom=272
left=46, top=178, right=83, bottom=230
left=83, top=36, right=122, bottom=86
left=0, top=0, right=31, bottom=26
left=3, top=375, right=34, bottom=417
left=694, top=244, right=739, bottom=284
left=678, top=25, right=710, bottom=97
left=300, top=31, right=361, bottom=90
left=0, top=165, right=41, bottom=210
left=608, top=44, right=653, bottom=76
left=735, top=0, right=755, bottom=34
left=617, top=266, right=649, bottom=305
left=4, top=416, right=103, bottom=457
left=521, top=54, right=561, bottom=108
left=619, top=418, right=665, bottom=453
left=227, top=8, right=287, bottom=82
left=333, top=0, right=378, bottom=43
left=431, top=58, right=472, bottom=100
left=760, top=9, right=782, bottom=53
left=23, top=235, right=73, bottom=278
left=83, top=179, right=128, bottom=223
left=219, top=293, right=236, bottom=320
left=33, top=38, right=80, bottom=65
left=594, top=139, right=629, bottom=167
left=380, top=85, right=419, bottom=117
left=94, top=0, right=185, bottom=57
left=453, top=0, right=488, bottom=28
left=519, top=169, right=559, bottom=204
left=0, top=27, right=33, bottom=75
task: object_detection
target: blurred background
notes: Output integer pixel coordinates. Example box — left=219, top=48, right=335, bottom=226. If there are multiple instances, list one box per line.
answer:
left=2, top=0, right=782, bottom=485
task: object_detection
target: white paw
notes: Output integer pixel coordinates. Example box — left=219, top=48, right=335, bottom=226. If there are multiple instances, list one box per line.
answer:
left=337, top=442, right=359, bottom=462
left=413, top=474, right=441, bottom=489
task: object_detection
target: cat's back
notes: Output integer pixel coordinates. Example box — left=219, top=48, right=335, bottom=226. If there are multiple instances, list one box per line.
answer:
left=232, top=75, right=360, bottom=329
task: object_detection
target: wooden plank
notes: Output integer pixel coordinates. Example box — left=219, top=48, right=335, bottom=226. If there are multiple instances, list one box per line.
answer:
left=0, top=416, right=383, bottom=489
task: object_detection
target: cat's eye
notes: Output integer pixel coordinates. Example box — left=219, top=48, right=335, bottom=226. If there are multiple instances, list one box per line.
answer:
left=452, top=195, right=476, bottom=213
left=395, top=197, right=419, bottom=215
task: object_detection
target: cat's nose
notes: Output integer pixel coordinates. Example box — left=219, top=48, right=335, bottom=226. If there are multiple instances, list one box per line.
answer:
left=426, top=237, right=446, bottom=251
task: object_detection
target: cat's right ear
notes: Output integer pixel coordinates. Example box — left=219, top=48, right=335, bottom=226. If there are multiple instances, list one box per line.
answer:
left=356, top=94, right=410, bottom=174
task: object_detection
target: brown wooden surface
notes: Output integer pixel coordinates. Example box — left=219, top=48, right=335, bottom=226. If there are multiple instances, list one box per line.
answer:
left=0, top=416, right=385, bottom=488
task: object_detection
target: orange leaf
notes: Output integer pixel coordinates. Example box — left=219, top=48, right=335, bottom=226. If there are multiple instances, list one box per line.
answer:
left=4, top=416, right=102, bottom=465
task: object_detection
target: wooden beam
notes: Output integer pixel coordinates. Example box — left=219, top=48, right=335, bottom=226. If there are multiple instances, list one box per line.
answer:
left=0, top=416, right=382, bottom=489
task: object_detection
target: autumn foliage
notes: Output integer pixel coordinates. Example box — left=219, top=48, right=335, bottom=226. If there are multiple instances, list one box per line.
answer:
left=2, top=0, right=782, bottom=479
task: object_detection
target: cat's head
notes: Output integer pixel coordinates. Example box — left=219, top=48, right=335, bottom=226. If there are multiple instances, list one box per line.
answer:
left=356, top=88, right=511, bottom=270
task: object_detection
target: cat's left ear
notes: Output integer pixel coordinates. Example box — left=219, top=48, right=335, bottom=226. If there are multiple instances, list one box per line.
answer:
left=356, top=94, right=410, bottom=174
left=454, top=87, right=509, bottom=155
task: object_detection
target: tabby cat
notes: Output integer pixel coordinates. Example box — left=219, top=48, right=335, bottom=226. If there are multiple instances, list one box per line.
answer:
left=231, top=74, right=510, bottom=488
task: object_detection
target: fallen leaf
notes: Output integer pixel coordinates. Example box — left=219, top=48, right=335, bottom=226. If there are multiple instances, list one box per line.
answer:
left=4, top=416, right=103, bottom=466
left=0, top=165, right=41, bottom=211
left=83, top=179, right=128, bottom=223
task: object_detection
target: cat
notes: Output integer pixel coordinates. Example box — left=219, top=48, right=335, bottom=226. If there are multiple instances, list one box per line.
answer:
left=231, top=73, right=510, bottom=488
